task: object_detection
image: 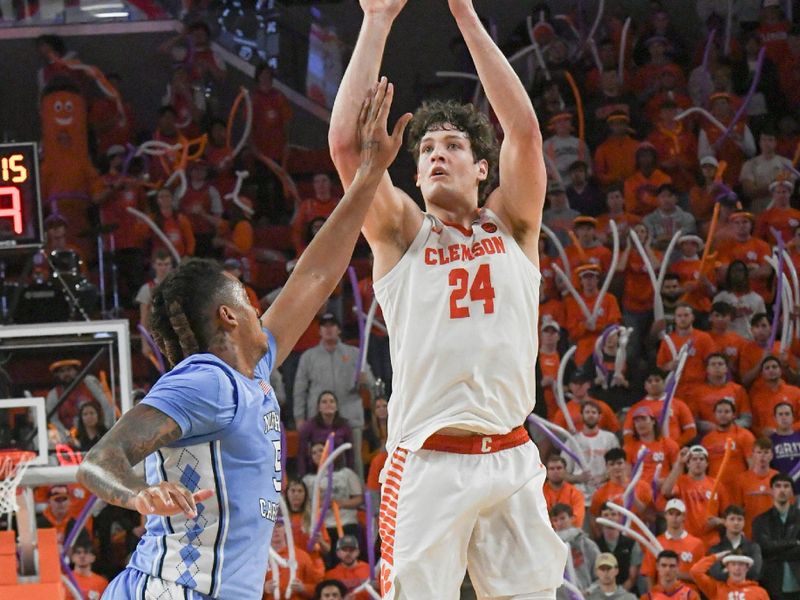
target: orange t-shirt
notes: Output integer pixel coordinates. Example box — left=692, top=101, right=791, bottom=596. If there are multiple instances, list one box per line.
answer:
left=594, top=136, right=640, bottom=188
left=690, top=554, right=770, bottom=600
left=590, top=479, right=653, bottom=517
left=670, top=474, right=726, bottom=548
left=73, top=571, right=108, bottom=600
left=671, top=257, right=711, bottom=313
left=543, top=481, right=586, bottom=527
left=623, top=249, right=662, bottom=313
left=730, top=468, right=779, bottom=539
left=553, top=398, right=621, bottom=433
left=688, top=185, right=716, bottom=225
left=641, top=531, right=705, bottom=584
left=656, top=330, right=717, bottom=394
left=701, top=426, right=756, bottom=495
left=646, top=124, right=698, bottom=192
left=640, top=584, right=700, bottom=600
left=622, top=397, right=696, bottom=446
left=749, top=380, right=800, bottom=434
left=325, top=561, right=372, bottom=600
left=624, top=169, right=673, bottom=217
left=624, top=438, right=680, bottom=485
left=539, top=350, right=561, bottom=418
left=716, top=237, right=772, bottom=300
left=684, top=381, right=751, bottom=429
left=564, top=292, right=622, bottom=364
left=565, top=244, right=613, bottom=273
left=596, top=212, right=641, bottom=245
left=156, top=213, right=196, bottom=257
left=264, top=545, right=322, bottom=600
left=754, top=207, right=800, bottom=245
left=707, top=330, right=747, bottom=377
left=539, top=299, right=565, bottom=328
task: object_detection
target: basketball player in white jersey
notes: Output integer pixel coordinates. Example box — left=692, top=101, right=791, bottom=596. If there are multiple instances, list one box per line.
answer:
left=329, top=1, right=567, bottom=598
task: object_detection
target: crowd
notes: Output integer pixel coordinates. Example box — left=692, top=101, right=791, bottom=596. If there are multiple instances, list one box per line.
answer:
left=5, top=0, right=800, bottom=598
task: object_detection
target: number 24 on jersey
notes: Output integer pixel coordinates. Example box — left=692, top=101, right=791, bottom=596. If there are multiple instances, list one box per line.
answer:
left=448, top=264, right=495, bottom=319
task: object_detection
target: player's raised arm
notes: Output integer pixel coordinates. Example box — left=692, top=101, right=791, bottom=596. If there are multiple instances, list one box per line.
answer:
left=265, top=78, right=411, bottom=366
left=448, top=0, right=545, bottom=255
left=329, top=0, right=421, bottom=253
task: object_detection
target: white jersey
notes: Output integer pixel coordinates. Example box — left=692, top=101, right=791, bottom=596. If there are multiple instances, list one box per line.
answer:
left=373, top=208, right=540, bottom=456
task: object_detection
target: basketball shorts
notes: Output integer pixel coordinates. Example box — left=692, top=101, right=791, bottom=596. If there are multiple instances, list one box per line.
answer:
left=379, top=427, right=568, bottom=599
left=103, top=567, right=212, bottom=599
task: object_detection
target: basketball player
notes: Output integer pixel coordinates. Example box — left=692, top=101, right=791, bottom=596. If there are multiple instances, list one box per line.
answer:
left=77, top=80, right=411, bottom=599
left=329, top=1, right=567, bottom=597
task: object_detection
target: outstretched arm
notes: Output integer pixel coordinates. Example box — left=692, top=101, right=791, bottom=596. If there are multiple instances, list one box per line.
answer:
left=265, top=79, right=412, bottom=366
left=449, top=0, right=545, bottom=256
left=329, top=0, right=421, bottom=260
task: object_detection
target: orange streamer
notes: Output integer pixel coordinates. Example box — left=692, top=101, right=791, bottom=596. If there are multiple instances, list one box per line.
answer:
left=564, top=71, right=585, bottom=143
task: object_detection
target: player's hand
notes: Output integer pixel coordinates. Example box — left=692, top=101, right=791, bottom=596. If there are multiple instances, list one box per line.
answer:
left=131, top=481, right=213, bottom=519
left=359, top=0, right=407, bottom=19
left=357, top=77, right=412, bottom=175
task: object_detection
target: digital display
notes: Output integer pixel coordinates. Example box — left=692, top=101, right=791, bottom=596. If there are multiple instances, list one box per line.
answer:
left=0, top=142, right=43, bottom=250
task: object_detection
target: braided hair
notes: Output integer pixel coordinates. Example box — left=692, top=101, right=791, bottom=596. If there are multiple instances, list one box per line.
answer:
left=149, top=258, right=237, bottom=368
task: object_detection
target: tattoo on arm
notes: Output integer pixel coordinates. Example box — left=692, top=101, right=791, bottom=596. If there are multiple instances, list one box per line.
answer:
left=77, top=404, right=182, bottom=509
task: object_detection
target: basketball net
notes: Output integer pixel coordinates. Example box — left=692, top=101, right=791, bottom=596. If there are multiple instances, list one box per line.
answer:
left=0, top=450, right=36, bottom=515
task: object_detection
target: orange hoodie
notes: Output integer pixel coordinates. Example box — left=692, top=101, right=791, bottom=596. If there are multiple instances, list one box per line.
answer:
left=689, top=555, right=769, bottom=600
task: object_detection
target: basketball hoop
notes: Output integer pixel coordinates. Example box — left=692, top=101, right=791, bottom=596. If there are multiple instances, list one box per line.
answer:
left=0, top=450, right=36, bottom=515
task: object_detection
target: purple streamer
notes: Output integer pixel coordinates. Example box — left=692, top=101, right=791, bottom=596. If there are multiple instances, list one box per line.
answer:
left=659, top=341, right=691, bottom=433
left=713, top=46, right=765, bottom=151
left=307, top=433, right=336, bottom=552
left=594, top=325, right=619, bottom=379
left=138, top=324, right=166, bottom=374
left=364, top=490, right=376, bottom=578
left=789, top=460, right=800, bottom=481
left=527, top=416, right=586, bottom=468
left=121, top=142, right=137, bottom=176
left=624, top=449, right=650, bottom=510
left=348, top=266, right=366, bottom=386
left=63, top=494, right=98, bottom=554
left=60, top=553, right=84, bottom=598
left=702, top=29, right=716, bottom=73
left=768, top=227, right=786, bottom=350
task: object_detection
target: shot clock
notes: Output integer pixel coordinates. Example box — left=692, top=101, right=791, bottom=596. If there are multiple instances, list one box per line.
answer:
left=0, top=142, right=43, bottom=250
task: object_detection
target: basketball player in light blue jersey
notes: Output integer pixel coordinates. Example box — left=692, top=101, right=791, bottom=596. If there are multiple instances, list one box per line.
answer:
left=77, top=79, right=412, bottom=599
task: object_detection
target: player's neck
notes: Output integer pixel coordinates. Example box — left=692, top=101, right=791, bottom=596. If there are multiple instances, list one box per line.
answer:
left=209, top=333, right=260, bottom=379
left=426, top=200, right=478, bottom=229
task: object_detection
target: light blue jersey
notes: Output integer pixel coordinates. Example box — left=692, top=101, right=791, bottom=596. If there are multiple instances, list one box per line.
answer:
left=119, top=329, right=281, bottom=599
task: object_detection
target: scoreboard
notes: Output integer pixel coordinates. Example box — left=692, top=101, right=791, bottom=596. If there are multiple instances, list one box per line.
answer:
left=0, top=142, right=43, bottom=250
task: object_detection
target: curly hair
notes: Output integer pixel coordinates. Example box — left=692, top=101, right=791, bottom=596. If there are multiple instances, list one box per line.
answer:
left=149, top=258, right=237, bottom=368
left=406, top=99, right=499, bottom=202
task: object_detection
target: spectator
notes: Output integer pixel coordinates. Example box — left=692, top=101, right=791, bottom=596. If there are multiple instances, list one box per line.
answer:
left=702, top=398, right=757, bottom=498
left=624, top=143, right=673, bottom=218
left=741, top=127, right=796, bottom=212
left=36, top=485, right=86, bottom=547
left=689, top=156, right=722, bottom=226
left=656, top=304, right=716, bottom=399
left=180, top=160, right=223, bottom=257
left=135, top=249, right=174, bottom=358
left=70, top=542, right=109, bottom=600
left=731, top=438, right=779, bottom=539
left=707, top=505, right=763, bottom=583
left=566, top=216, right=612, bottom=271
left=152, top=187, right=195, bottom=258
left=543, top=112, right=592, bottom=182
left=594, top=114, right=640, bottom=190
left=752, top=473, right=800, bottom=599
left=706, top=302, right=747, bottom=378
left=214, top=196, right=255, bottom=283
left=642, top=184, right=697, bottom=251
left=324, top=536, right=372, bottom=600
left=697, top=93, right=756, bottom=186
left=754, top=175, right=800, bottom=244
left=564, top=401, right=620, bottom=506
left=537, top=318, right=562, bottom=417
left=543, top=181, right=580, bottom=246
left=291, top=173, right=341, bottom=257
left=597, top=183, right=641, bottom=245
left=748, top=356, right=800, bottom=435
left=716, top=211, right=772, bottom=304
left=264, top=518, right=322, bottom=599
left=690, top=551, right=769, bottom=600
left=566, top=161, right=605, bottom=217
left=670, top=235, right=713, bottom=317
left=251, top=63, right=292, bottom=162
left=294, top=313, right=374, bottom=477
left=553, top=369, right=620, bottom=433
left=643, top=549, right=700, bottom=600
left=623, top=406, right=679, bottom=487
left=595, top=505, right=642, bottom=593
left=551, top=503, right=600, bottom=597
left=591, top=448, right=653, bottom=522
left=713, top=262, right=767, bottom=340
left=149, top=106, right=181, bottom=182
left=646, top=102, right=698, bottom=192
left=661, top=446, right=727, bottom=547
left=70, top=400, right=108, bottom=452
left=640, top=499, right=705, bottom=593
left=297, top=391, right=354, bottom=477
left=585, top=553, right=637, bottom=600
left=623, top=367, right=696, bottom=446
left=564, top=263, right=622, bottom=365
left=362, top=394, right=388, bottom=467
left=544, top=454, right=586, bottom=528
left=45, top=359, right=115, bottom=442
left=313, top=580, right=347, bottom=600
left=285, top=478, right=331, bottom=575
left=770, top=403, right=800, bottom=492
left=686, top=353, right=751, bottom=433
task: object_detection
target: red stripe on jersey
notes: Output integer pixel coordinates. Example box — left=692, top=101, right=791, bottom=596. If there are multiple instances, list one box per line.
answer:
left=379, top=448, right=407, bottom=596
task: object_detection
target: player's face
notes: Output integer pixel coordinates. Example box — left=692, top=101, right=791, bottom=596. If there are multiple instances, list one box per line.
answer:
left=546, top=461, right=565, bottom=484
left=644, top=375, right=665, bottom=396
left=656, top=558, right=679, bottom=585
left=226, top=274, right=269, bottom=358
left=665, top=509, right=684, bottom=530
left=776, top=405, right=794, bottom=429
left=287, top=482, right=306, bottom=510
left=725, top=513, right=745, bottom=536
left=416, top=128, right=487, bottom=206
left=319, top=586, right=343, bottom=600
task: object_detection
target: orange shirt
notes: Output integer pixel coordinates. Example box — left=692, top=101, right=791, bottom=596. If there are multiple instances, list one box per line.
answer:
left=755, top=207, right=800, bottom=245
left=624, top=169, right=673, bottom=217
left=701, top=426, right=756, bottom=495
left=716, top=237, right=772, bottom=300
left=700, top=123, right=748, bottom=186
left=671, top=258, right=711, bottom=313
left=590, top=479, right=653, bottom=517
left=670, top=474, right=726, bottom=548
left=684, top=381, right=750, bottom=429
left=291, top=197, right=339, bottom=255
left=264, top=545, right=322, bottom=600
left=640, top=584, right=700, bottom=600
left=622, top=397, right=696, bottom=447
left=539, top=298, right=565, bottom=327
left=539, top=349, right=561, bottom=418
left=731, top=468, right=779, bottom=539
left=325, top=561, right=372, bottom=600
left=708, top=330, right=747, bottom=377
left=749, top=380, right=800, bottom=434
left=565, top=244, right=613, bottom=273
left=641, top=531, right=705, bottom=584
left=73, top=571, right=108, bottom=600
left=553, top=398, right=621, bottom=434
left=623, top=249, right=661, bottom=313
left=738, top=339, right=782, bottom=387
left=156, top=213, right=195, bottom=257
left=690, top=555, right=769, bottom=600
left=688, top=185, right=716, bottom=225
left=543, top=481, right=586, bottom=527
left=564, top=291, right=622, bottom=364
left=251, top=88, right=293, bottom=161
left=656, top=330, right=717, bottom=394
left=646, top=124, right=698, bottom=192
left=594, top=136, right=640, bottom=188
left=624, top=438, right=680, bottom=486
left=596, top=212, right=641, bottom=246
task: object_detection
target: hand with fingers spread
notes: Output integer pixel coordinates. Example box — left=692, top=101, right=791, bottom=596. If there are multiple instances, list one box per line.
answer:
left=131, top=481, right=214, bottom=519
left=357, top=76, right=412, bottom=175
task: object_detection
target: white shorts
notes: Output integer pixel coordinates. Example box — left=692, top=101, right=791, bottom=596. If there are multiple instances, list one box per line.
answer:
left=379, top=429, right=568, bottom=599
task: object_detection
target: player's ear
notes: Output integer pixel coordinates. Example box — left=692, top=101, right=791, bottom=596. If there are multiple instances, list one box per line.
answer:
left=217, top=303, right=238, bottom=328
left=414, top=171, right=420, bottom=188
left=476, top=159, right=488, bottom=182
